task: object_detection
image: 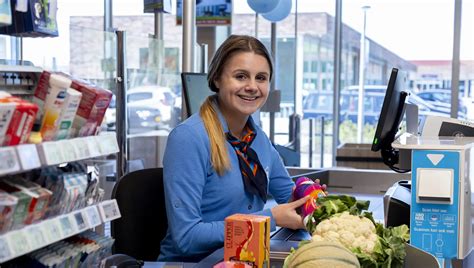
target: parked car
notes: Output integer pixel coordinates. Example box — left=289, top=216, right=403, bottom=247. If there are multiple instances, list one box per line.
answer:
left=303, top=90, right=385, bottom=125
left=417, top=89, right=468, bottom=118
left=104, top=86, right=177, bottom=133
left=303, top=86, right=455, bottom=125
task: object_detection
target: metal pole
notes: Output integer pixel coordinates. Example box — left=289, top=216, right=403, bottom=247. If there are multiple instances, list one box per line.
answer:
left=332, top=0, right=342, bottom=166
left=200, top=43, right=208, bottom=73
left=309, top=119, right=313, bottom=168
left=182, top=0, right=196, bottom=72
left=116, top=31, right=128, bottom=179
left=270, top=22, right=277, bottom=143
left=255, top=13, right=259, bottom=38
left=104, top=0, right=113, bottom=31
left=357, top=5, right=370, bottom=143
left=450, top=0, right=462, bottom=118
left=320, top=117, right=325, bottom=167
left=154, top=11, right=164, bottom=40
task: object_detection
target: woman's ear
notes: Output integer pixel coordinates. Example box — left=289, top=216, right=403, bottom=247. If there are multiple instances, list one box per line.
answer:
left=213, top=79, right=220, bottom=90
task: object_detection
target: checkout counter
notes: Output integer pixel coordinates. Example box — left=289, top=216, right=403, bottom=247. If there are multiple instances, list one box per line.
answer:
left=136, top=164, right=473, bottom=267
left=121, top=68, right=474, bottom=267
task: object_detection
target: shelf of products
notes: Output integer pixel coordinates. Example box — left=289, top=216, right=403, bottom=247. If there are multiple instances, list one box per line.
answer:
left=1, top=63, right=120, bottom=266
left=0, top=132, right=119, bottom=176
left=0, top=199, right=120, bottom=263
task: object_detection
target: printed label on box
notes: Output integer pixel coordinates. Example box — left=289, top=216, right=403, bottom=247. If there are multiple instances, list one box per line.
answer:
left=16, top=144, right=40, bottom=170
left=0, top=147, right=20, bottom=175
left=84, top=206, right=101, bottom=227
left=98, top=199, right=121, bottom=222
left=0, top=236, right=13, bottom=262
left=8, top=230, right=30, bottom=256
left=25, top=224, right=47, bottom=249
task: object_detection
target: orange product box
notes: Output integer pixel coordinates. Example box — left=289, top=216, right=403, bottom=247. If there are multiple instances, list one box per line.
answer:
left=69, top=80, right=112, bottom=137
left=0, top=97, right=38, bottom=146
left=224, top=214, right=270, bottom=268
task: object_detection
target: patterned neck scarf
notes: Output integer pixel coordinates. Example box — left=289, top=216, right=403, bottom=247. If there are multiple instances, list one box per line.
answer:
left=226, top=123, right=268, bottom=203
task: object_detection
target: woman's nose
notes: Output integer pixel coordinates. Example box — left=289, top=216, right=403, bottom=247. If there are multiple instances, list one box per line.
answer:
left=246, top=79, right=258, bottom=90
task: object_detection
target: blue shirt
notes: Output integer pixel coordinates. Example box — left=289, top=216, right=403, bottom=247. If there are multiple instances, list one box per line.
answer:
left=158, top=104, right=294, bottom=262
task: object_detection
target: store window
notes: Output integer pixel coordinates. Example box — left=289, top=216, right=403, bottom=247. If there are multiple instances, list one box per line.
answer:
left=338, top=0, right=461, bottom=153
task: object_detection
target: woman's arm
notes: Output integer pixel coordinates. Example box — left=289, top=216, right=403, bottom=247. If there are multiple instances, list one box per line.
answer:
left=163, top=125, right=224, bottom=256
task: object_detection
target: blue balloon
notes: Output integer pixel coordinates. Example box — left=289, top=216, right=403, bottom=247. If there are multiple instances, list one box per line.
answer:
left=247, top=0, right=280, bottom=14
left=262, top=0, right=292, bottom=22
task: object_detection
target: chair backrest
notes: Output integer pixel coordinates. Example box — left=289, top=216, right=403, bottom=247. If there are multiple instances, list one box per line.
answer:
left=111, top=167, right=167, bottom=261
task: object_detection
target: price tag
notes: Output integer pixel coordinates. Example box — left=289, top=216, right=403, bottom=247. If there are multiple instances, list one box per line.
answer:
left=7, top=230, right=30, bottom=256
left=40, top=142, right=65, bottom=165
left=0, top=147, right=20, bottom=175
left=84, top=206, right=101, bottom=227
left=97, top=134, right=119, bottom=155
left=16, top=144, right=40, bottom=171
left=43, top=219, right=62, bottom=243
left=73, top=137, right=91, bottom=159
left=98, top=199, right=121, bottom=222
left=58, top=215, right=76, bottom=238
left=73, top=210, right=89, bottom=232
left=0, top=235, right=13, bottom=263
left=86, top=137, right=101, bottom=157
left=25, top=224, right=47, bottom=250
left=58, top=140, right=77, bottom=162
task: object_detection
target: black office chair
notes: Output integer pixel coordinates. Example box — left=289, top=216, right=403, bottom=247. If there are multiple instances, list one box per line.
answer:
left=111, top=167, right=167, bottom=261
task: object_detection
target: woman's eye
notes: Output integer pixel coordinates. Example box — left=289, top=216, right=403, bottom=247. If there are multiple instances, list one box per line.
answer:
left=235, top=74, right=246, bottom=80
left=256, top=75, right=268, bottom=82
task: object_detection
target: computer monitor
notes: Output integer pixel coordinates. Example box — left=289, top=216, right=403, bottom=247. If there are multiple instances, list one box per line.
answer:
left=181, top=72, right=213, bottom=117
left=371, top=68, right=410, bottom=173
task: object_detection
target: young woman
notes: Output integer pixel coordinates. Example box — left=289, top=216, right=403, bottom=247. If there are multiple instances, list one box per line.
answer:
left=158, top=35, right=320, bottom=262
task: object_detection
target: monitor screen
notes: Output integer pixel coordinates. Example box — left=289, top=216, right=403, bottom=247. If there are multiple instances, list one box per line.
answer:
left=371, top=68, right=408, bottom=152
left=181, top=72, right=213, bottom=117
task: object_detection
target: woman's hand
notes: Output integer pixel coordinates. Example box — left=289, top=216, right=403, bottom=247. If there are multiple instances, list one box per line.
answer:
left=271, top=196, right=310, bottom=230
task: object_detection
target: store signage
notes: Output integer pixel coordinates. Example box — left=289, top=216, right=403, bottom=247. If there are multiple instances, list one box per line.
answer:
left=144, top=0, right=172, bottom=13
left=176, top=0, right=232, bottom=27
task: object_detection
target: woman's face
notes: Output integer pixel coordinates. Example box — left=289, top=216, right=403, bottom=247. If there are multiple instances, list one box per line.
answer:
left=214, top=52, right=271, bottom=121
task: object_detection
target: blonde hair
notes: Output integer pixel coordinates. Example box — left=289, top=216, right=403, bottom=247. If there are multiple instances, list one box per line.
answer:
left=200, top=95, right=230, bottom=175
left=201, top=35, right=273, bottom=175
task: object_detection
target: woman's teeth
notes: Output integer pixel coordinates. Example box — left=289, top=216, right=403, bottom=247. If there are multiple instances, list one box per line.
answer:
left=239, top=96, right=258, bottom=101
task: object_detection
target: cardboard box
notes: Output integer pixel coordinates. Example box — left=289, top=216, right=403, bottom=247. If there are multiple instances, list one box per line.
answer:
left=70, top=80, right=112, bottom=137
left=224, top=214, right=270, bottom=268
left=0, top=97, right=38, bottom=146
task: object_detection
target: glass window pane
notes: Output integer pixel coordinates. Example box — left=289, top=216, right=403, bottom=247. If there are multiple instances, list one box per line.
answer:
left=341, top=0, right=456, bottom=148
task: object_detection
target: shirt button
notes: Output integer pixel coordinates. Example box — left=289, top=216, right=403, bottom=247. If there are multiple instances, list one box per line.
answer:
left=248, top=204, right=252, bottom=210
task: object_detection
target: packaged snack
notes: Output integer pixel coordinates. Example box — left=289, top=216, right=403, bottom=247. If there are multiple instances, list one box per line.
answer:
left=0, top=181, right=32, bottom=229
left=69, top=80, right=112, bottom=137
left=55, top=88, right=82, bottom=140
left=0, top=190, right=18, bottom=233
left=40, top=74, right=73, bottom=141
left=0, top=100, right=15, bottom=145
left=224, top=214, right=270, bottom=268
left=1, top=97, right=39, bottom=145
left=293, top=177, right=326, bottom=225
left=31, top=71, right=51, bottom=131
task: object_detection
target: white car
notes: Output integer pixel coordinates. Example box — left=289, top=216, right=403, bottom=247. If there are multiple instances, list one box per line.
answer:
left=104, top=86, right=178, bottom=132
left=127, top=86, right=176, bottom=122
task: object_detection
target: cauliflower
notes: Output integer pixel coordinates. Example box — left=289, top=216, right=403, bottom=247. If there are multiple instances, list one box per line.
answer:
left=311, top=211, right=378, bottom=254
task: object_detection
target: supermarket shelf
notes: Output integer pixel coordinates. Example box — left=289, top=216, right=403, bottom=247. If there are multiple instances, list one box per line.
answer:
left=0, top=199, right=121, bottom=263
left=0, top=133, right=119, bottom=176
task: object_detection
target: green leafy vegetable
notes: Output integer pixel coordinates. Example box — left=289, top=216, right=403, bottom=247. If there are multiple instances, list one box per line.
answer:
left=306, top=194, right=370, bottom=234
left=303, top=194, right=410, bottom=268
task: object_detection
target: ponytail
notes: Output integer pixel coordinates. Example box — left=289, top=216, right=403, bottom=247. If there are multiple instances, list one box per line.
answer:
left=199, top=96, right=230, bottom=175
